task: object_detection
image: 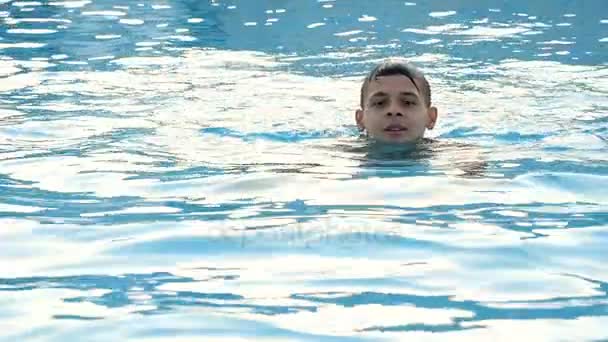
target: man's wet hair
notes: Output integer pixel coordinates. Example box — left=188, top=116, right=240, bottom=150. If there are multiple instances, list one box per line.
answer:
left=360, top=59, right=432, bottom=108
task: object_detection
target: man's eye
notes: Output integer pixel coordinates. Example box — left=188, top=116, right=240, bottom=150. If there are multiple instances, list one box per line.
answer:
left=372, top=100, right=385, bottom=107
left=403, top=100, right=416, bottom=106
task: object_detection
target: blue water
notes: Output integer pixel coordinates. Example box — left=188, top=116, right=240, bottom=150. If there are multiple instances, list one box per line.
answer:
left=1, top=0, right=608, bottom=340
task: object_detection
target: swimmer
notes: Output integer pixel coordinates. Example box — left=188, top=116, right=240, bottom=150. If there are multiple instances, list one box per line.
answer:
left=356, top=58, right=438, bottom=144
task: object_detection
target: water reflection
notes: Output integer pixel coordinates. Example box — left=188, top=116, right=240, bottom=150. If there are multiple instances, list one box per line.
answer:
left=0, top=269, right=606, bottom=337
left=1, top=0, right=606, bottom=70
left=1, top=0, right=608, bottom=340
left=338, top=138, right=489, bottom=178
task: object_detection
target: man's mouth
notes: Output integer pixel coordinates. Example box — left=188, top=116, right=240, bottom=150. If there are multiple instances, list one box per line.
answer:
left=384, top=124, right=408, bottom=132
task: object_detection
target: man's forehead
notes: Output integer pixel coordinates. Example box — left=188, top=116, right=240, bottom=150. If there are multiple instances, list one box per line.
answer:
left=367, top=74, right=421, bottom=96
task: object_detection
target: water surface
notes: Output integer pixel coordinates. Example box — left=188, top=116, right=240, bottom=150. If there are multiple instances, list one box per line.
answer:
left=1, top=0, right=608, bottom=340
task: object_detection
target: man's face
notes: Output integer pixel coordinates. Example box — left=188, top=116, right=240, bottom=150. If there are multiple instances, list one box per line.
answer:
left=356, top=74, right=437, bottom=143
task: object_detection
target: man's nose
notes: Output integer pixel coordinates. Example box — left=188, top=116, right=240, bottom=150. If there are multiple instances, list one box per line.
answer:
left=385, top=100, right=404, bottom=116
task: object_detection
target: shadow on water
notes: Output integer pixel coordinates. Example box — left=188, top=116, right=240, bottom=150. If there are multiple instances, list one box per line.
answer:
left=321, top=136, right=490, bottom=178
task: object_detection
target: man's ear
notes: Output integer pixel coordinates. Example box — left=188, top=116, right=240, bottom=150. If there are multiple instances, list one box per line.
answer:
left=355, top=109, right=365, bottom=131
left=426, top=106, right=438, bottom=130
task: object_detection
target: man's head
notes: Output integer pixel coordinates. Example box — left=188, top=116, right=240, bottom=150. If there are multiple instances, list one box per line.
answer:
left=356, top=59, right=438, bottom=143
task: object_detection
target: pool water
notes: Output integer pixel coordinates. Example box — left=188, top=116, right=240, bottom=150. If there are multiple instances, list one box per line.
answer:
left=1, top=0, right=607, bottom=340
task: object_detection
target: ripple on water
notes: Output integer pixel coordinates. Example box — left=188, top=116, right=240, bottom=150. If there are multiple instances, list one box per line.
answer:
left=0, top=1, right=607, bottom=340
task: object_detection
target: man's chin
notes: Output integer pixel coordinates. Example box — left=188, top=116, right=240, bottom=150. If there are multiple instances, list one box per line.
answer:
left=373, top=132, right=419, bottom=144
